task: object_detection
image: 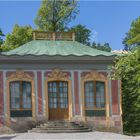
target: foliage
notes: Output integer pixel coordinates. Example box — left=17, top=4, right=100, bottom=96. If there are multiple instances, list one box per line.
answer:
left=0, top=28, right=4, bottom=46
left=4, top=24, right=33, bottom=50
left=0, top=45, right=16, bottom=52
left=69, top=24, right=91, bottom=45
left=111, top=48, right=140, bottom=133
left=35, top=0, right=78, bottom=31
left=91, top=42, right=111, bottom=52
left=123, top=16, right=140, bottom=50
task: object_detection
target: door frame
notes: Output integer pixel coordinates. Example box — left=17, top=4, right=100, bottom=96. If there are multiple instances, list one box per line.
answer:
left=48, top=81, right=69, bottom=120
left=44, top=69, right=72, bottom=121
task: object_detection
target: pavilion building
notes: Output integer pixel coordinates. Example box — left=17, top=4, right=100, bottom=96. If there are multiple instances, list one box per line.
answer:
left=0, top=31, right=122, bottom=132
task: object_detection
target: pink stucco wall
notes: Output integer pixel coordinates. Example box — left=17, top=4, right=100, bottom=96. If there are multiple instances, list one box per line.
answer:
left=2, top=70, right=121, bottom=121
left=111, top=80, right=119, bottom=115
left=74, top=71, right=80, bottom=115
left=37, top=71, right=43, bottom=114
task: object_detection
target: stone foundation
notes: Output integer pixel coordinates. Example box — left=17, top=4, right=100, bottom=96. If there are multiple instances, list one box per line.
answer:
left=83, top=116, right=122, bottom=133
left=0, top=126, right=14, bottom=134
left=9, top=117, right=36, bottom=133
left=0, top=115, right=122, bottom=133
left=7, top=116, right=48, bottom=133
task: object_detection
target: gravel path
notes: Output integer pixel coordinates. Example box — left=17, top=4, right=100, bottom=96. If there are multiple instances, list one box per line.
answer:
left=0, top=131, right=139, bottom=140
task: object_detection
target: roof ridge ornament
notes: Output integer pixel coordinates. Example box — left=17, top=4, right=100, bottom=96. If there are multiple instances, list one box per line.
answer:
left=33, top=31, right=75, bottom=41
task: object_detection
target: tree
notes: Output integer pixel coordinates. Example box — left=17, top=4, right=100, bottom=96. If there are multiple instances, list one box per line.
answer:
left=123, top=16, right=140, bottom=50
left=0, top=28, right=4, bottom=46
left=69, top=24, right=91, bottom=45
left=111, top=48, right=140, bottom=134
left=0, top=45, right=16, bottom=52
left=92, top=41, right=96, bottom=49
left=35, top=0, right=78, bottom=31
left=103, top=43, right=111, bottom=52
left=97, top=43, right=101, bottom=49
left=91, top=42, right=111, bottom=52
left=4, top=24, right=33, bottom=49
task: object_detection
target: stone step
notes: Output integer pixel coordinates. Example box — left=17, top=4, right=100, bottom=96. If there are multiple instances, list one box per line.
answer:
left=29, top=121, right=92, bottom=133
left=37, top=125, right=68, bottom=128
left=38, top=124, right=84, bottom=128
left=37, top=126, right=85, bottom=129
left=40, top=124, right=69, bottom=127
left=39, top=125, right=83, bottom=128
left=32, top=127, right=89, bottom=131
left=43, top=122, right=76, bottom=126
left=29, top=129, right=92, bottom=133
left=43, top=122, right=74, bottom=124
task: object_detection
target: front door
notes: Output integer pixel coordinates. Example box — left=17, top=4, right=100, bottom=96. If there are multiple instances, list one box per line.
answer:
left=48, top=81, right=68, bottom=120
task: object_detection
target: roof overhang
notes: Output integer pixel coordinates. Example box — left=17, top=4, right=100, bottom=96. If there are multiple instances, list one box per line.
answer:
left=0, top=55, right=116, bottom=64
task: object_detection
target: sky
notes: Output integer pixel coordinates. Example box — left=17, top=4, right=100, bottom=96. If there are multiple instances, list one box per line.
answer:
left=0, top=1, right=140, bottom=50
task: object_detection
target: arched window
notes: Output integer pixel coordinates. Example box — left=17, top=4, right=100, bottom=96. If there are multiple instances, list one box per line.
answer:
left=84, top=81, right=105, bottom=108
left=84, top=81, right=106, bottom=116
left=81, top=71, right=109, bottom=117
left=10, top=81, right=32, bottom=117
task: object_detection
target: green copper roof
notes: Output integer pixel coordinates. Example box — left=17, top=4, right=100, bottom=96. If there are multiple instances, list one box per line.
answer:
left=2, top=40, right=117, bottom=57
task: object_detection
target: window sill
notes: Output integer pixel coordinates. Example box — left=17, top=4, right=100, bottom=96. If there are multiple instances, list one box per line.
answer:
left=10, top=108, right=32, bottom=111
left=85, top=108, right=105, bottom=110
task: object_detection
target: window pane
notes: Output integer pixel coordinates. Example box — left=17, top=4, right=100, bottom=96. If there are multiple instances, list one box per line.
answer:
left=84, top=82, right=94, bottom=108
left=48, top=82, right=52, bottom=87
left=60, top=87, right=63, bottom=93
left=53, top=86, right=57, bottom=92
left=60, top=104, right=65, bottom=108
left=64, top=93, right=67, bottom=98
left=48, top=81, right=68, bottom=109
left=48, top=86, right=52, bottom=92
left=59, top=82, right=63, bottom=87
left=96, top=81, right=105, bottom=108
left=64, top=87, right=67, bottom=92
left=54, top=104, right=57, bottom=108
left=10, top=82, right=20, bottom=109
left=53, top=82, right=57, bottom=87
left=49, top=103, right=53, bottom=108
left=88, top=102, right=94, bottom=108
left=22, top=82, right=31, bottom=109
left=53, top=98, right=57, bottom=103
left=48, top=82, right=58, bottom=109
left=59, top=81, right=68, bottom=109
